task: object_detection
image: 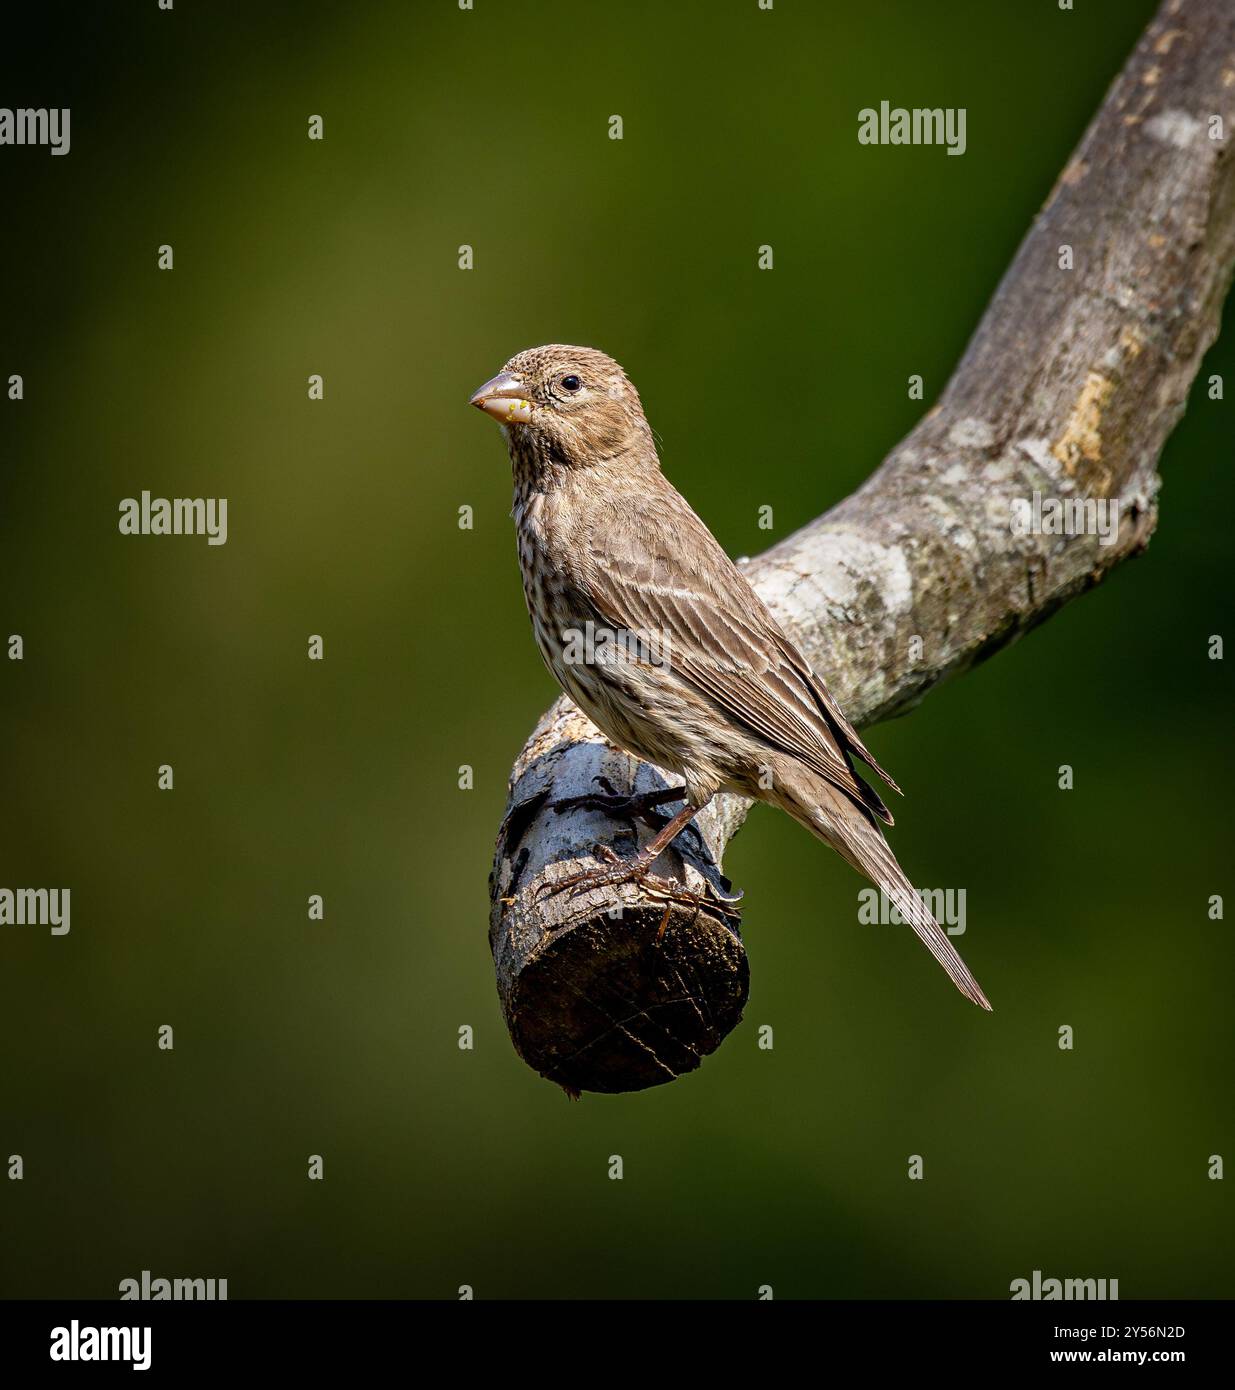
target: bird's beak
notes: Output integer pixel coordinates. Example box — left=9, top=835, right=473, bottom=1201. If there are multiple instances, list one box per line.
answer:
left=469, top=371, right=532, bottom=425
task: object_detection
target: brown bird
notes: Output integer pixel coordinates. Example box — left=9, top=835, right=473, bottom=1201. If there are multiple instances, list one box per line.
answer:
left=470, top=344, right=991, bottom=1010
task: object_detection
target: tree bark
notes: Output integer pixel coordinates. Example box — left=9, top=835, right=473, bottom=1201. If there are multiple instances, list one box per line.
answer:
left=489, top=0, right=1235, bottom=1095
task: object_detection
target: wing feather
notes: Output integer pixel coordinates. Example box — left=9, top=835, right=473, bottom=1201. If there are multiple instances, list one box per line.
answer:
left=581, top=498, right=896, bottom=823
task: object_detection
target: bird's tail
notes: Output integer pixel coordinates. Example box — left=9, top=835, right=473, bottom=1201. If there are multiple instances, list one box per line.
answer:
left=771, top=767, right=992, bottom=1011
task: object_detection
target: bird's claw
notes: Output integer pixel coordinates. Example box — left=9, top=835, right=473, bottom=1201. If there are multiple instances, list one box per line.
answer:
left=534, top=844, right=741, bottom=925
left=535, top=844, right=653, bottom=902
left=710, top=878, right=745, bottom=907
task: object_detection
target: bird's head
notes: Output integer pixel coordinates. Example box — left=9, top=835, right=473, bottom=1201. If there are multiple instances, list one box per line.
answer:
left=469, top=344, right=652, bottom=470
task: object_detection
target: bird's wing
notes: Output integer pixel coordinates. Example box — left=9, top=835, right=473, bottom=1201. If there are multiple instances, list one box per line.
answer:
left=768, top=629, right=902, bottom=796
left=580, top=495, right=894, bottom=824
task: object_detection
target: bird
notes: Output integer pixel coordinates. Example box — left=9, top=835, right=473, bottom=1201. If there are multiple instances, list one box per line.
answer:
left=469, top=344, right=991, bottom=1011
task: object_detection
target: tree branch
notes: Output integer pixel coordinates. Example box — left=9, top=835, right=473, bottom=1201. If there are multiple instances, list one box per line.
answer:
left=488, top=0, right=1235, bottom=1095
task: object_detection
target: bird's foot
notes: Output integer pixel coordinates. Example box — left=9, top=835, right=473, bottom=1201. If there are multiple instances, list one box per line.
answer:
left=643, top=877, right=742, bottom=926
left=536, top=843, right=740, bottom=924
left=536, top=842, right=657, bottom=900
left=550, top=776, right=685, bottom=831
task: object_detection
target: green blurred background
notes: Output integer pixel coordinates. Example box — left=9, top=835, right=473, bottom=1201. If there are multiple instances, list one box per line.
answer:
left=2, top=0, right=1231, bottom=1299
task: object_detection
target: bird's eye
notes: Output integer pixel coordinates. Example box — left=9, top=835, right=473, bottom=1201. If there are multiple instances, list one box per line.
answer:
left=560, top=374, right=582, bottom=393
